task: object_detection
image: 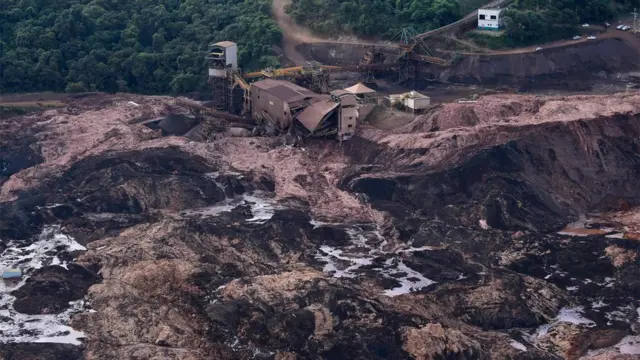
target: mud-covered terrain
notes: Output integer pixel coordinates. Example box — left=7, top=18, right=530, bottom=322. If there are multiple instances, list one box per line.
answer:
left=1, top=92, right=639, bottom=360
left=300, top=34, right=640, bottom=91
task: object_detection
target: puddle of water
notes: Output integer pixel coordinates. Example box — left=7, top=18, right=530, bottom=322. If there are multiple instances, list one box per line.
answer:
left=243, top=194, right=275, bottom=223
left=0, top=226, right=87, bottom=345
left=510, top=340, right=527, bottom=352
left=313, top=224, right=436, bottom=296
left=0, top=300, right=86, bottom=345
left=617, top=335, right=640, bottom=355
left=316, top=245, right=373, bottom=278
left=591, top=299, right=608, bottom=309
left=382, top=260, right=436, bottom=297
left=310, top=219, right=338, bottom=228
left=558, top=228, right=610, bottom=236
left=183, top=192, right=276, bottom=224
left=585, top=307, right=640, bottom=357
left=604, top=304, right=637, bottom=325
left=605, top=232, right=625, bottom=239
left=533, top=307, right=596, bottom=338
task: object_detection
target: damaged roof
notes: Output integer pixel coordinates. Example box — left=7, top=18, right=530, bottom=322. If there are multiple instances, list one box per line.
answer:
left=252, top=79, right=317, bottom=103
left=296, top=100, right=339, bottom=132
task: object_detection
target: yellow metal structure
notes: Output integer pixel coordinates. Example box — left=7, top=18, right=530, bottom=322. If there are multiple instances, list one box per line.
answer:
left=233, top=71, right=251, bottom=90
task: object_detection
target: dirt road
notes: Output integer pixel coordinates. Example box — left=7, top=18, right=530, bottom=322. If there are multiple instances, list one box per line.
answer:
left=445, top=29, right=640, bottom=56
left=271, top=0, right=321, bottom=65
left=272, top=0, right=632, bottom=65
left=271, top=0, right=387, bottom=65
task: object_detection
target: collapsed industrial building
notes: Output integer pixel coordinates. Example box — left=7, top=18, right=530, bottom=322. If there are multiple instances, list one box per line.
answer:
left=205, top=41, right=415, bottom=142
left=250, top=79, right=376, bottom=141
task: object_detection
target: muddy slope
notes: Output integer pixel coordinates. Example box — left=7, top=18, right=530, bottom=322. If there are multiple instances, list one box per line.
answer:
left=438, top=37, right=640, bottom=88
left=342, top=113, right=640, bottom=231
left=0, top=93, right=639, bottom=360
left=299, top=36, right=640, bottom=88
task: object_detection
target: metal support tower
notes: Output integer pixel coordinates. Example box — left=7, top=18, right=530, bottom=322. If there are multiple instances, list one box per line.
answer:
left=206, top=41, right=239, bottom=112
left=210, top=76, right=229, bottom=111
left=632, top=8, right=638, bottom=32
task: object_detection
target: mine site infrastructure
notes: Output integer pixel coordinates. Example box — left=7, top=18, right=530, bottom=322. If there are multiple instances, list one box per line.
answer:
left=205, top=29, right=451, bottom=142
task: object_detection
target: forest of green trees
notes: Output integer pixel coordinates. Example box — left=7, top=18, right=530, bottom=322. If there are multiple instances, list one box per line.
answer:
left=0, top=0, right=281, bottom=94
left=287, top=0, right=636, bottom=42
left=499, top=0, right=635, bottom=45
left=285, top=0, right=471, bottom=37
left=0, top=0, right=636, bottom=95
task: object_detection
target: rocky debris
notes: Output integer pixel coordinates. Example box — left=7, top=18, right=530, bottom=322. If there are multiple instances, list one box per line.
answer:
left=401, top=323, right=487, bottom=359
left=12, top=264, right=100, bottom=314
left=605, top=246, right=638, bottom=268
left=1, top=92, right=639, bottom=359
left=343, top=97, right=640, bottom=233
left=0, top=343, right=83, bottom=360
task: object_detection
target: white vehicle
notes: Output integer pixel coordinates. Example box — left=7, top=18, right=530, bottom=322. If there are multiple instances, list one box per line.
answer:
left=582, top=23, right=589, bottom=27
left=617, top=24, right=624, bottom=30
left=535, top=47, right=542, bottom=51
left=623, top=25, right=631, bottom=31
left=573, top=35, right=582, bottom=40
left=587, top=36, right=596, bottom=40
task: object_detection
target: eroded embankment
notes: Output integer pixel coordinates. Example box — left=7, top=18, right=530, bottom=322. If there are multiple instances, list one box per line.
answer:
left=299, top=36, right=640, bottom=89
left=438, top=37, right=640, bottom=88
left=343, top=113, right=640, bottom=230
left=338, top=95, right=640, bottom=359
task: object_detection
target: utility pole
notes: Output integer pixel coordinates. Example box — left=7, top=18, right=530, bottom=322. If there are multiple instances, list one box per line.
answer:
left=632, top=8, right=638, bottom=33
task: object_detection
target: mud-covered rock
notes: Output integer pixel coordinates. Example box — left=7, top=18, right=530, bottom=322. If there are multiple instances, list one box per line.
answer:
left=2, top=93, right=640, bottom=360
left=12, top=264, right=100, bottom=314
left=0, top=343, right=82, bottom=360
left=0, top=139, right=43, bottom=181
left=204, top=271, right=417, bottom=359
left=342, top=116, right=640, bottom=233
left=401, top=323, right=488, bottom=359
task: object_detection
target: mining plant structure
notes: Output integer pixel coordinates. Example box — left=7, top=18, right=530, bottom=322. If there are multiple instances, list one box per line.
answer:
left=205, top=29, right=451, bottom=141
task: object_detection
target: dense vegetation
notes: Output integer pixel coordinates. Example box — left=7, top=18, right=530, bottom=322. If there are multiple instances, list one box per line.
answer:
left=498, top=0, right=620, bottom=45
left=0, top=0, right=281, bottom=94
left=288, top=0, right=635, bottom=45
left=473, top=0, right=637, bottom=47
left=1, top=0, right=636, bottom=95
left=285, top=0, right=489, bottom=37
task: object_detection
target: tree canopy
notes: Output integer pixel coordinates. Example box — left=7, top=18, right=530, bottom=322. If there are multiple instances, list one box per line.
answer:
left=501, top=0, right=620, bottom=45
left=285, top=0, right=467, bottom=37
left=287, top=0, right=632, bottom=44
left=0, top=0, right=282, bottom=94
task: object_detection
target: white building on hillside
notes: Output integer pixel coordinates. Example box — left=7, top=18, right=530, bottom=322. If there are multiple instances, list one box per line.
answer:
left=478, top=8, right=503, bottom=30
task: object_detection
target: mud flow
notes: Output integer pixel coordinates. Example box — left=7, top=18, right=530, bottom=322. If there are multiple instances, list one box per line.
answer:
left=0, top=93, right=639, bottom=360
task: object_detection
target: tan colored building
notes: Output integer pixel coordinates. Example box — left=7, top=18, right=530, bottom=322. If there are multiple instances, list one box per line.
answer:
left=330, top=90, right=358, bottom=141
left=250, top=79, right=363, bottom=141
left=250, top=79, right=319, bottom=131
left=296, top=98, right=339, bottom=136
left=344, top=82, right=378, bottom=122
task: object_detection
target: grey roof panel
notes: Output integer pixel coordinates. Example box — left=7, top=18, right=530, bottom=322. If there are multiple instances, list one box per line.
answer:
left=252, top=79, right=319, bottom=103
left=296, top=101, right=339, bottom=132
